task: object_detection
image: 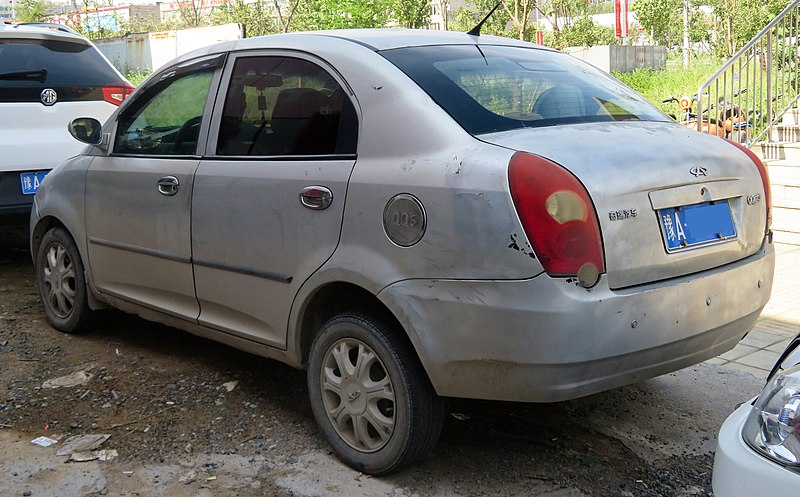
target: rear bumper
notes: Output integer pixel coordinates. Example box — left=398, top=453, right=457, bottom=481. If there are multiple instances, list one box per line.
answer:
left=712, top=401, right=800, bottom=495
left=379, top=239, right=775, bottom=402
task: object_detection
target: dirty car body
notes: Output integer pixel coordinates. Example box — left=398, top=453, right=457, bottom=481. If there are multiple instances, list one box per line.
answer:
left=30, top=29, right=775, bottom=473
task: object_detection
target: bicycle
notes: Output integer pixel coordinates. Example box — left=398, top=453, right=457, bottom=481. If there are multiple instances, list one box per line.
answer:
left=662, top=95, right=725, bottom=137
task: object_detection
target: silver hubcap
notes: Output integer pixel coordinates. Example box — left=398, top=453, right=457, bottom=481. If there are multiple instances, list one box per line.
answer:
left=42, top=243, right=76, bottom=319
left=320, top=338, right=396, bottom=452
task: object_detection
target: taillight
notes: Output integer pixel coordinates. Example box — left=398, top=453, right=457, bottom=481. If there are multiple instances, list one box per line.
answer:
left=508, top=151, right=605, bottom=288
left=725, top=139, right=772, bottom=233
left=102, top=81, right=134, bottom=106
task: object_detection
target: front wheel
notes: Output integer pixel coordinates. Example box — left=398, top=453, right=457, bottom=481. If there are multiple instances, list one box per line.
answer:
left=307, top=313, right=444, bottom=475
left=36, top=227, right=94, bottom=333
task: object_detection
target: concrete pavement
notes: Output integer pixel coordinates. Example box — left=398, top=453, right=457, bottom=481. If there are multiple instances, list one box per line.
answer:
left=705, top=242, right=800, bottom=378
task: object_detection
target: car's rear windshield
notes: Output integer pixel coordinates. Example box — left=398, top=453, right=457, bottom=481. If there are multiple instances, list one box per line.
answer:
left=0, top=39, right=121, bottom=88
left=380, top=45, right=669, bottom=135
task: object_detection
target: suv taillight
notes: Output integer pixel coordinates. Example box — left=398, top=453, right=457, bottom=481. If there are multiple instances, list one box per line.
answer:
left=726, top=139, right=772, bottom=234
left=508, top=151, right=605, bottom=288
left=102, top=81, right=134, bottom=106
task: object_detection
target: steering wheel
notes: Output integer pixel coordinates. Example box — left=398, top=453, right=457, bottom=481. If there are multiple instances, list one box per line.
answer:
left=173, top=116, right=203, bottom=154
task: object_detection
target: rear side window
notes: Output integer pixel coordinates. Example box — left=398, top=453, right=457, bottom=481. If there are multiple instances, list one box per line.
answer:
left=0, top=39, right=121, bottom=88
left=380, top=45, right=669, bottom=135
left=216, top=56, right=358, bottom=156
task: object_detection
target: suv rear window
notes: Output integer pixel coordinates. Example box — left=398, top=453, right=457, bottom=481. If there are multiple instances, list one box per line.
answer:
left=380, top=45, right=669, bottom=135
left=0, top=39, right=121, bottom=88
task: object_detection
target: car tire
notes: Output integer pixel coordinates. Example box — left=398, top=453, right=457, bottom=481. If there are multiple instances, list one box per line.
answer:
left=36, top=227, right=94, bottom=333
left=307, top=312, right=444, bottom=475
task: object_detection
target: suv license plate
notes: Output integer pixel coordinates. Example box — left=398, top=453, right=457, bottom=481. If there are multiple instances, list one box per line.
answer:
left=20, top=171, right=49, bottom=195
left=659, top=200, right=736, bottom=252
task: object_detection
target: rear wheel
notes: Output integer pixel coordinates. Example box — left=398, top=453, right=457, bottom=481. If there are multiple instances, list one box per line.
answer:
left=307, top=313, right=444, bottom=475
left=36, top=227, right=94, bottom=333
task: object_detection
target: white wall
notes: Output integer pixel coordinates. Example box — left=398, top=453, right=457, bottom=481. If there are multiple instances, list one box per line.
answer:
left=565, top=45, right=666, bottom=73
left=95, top=23, right=243, bottom=73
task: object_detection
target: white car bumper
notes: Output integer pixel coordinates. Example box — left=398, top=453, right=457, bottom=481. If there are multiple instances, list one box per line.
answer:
left=712, top=400, right=800, bottom=495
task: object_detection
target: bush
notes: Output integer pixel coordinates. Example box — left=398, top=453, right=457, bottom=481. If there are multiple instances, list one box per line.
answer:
left=125, top=69, right=152, bottom=87
left=613, top=56, right=722, bottom=114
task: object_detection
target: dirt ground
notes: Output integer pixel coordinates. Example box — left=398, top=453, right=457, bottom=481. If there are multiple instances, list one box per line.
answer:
left=0, top=246, right=764, bottom=497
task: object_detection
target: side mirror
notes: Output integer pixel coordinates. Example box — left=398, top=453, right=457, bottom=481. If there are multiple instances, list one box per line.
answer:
left=68, top=118, right=104, bottom=146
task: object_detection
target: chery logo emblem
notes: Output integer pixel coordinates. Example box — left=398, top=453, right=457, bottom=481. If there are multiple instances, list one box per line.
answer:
left=689, top=166, right=708, bottom=177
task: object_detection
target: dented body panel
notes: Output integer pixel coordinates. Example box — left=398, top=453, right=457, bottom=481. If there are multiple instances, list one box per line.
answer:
left=481, top=123, right=768, bottom=289
left=32, top=29, right=775, bottom=406
left=379, top=239, right=774, bottom=401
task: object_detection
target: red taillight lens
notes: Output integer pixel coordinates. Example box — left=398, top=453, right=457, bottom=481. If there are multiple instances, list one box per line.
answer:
left=508, top=152, right=605, bottom=287
left=725, top=139, right=772, bottom=233
left=102, top=81, right=134, bottom=106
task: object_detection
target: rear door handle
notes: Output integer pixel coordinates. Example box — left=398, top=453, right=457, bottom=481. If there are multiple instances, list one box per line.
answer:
left=157, top=176, right=179, bottom=196
left=299, top=186, right=332, bottom=210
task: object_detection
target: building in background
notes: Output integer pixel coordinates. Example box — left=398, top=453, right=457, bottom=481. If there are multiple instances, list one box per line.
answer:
left=429, top=0, right=449, bottom=30
left=2, top=0, right=78, bottom=21
left=0, top=0, right=13, bottom=20
left=50, top=3, right=159, bottom=32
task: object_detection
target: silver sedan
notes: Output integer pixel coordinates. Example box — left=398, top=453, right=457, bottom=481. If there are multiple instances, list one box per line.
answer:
left=31, top=29, right=775, bottom=474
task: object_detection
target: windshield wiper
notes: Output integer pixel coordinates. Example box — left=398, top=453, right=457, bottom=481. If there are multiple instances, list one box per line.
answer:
left=0, top=68, right=48, bottom=81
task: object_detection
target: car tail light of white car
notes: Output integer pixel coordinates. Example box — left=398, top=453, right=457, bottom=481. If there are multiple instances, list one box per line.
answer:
left=743, top=364, right=800, bottom=466
left=508, top=151, right=605, bottom=288
left=102, top=81, right=135, bottom=106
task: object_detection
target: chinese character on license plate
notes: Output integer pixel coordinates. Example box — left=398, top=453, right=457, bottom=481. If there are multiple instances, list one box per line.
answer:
left=20, top=171, right=49, bottom=195
left=659, top=200, right=736, bottom=252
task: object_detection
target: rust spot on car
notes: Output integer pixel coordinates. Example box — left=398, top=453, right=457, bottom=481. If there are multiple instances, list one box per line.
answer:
left=508, top=234, right=536, bottom=259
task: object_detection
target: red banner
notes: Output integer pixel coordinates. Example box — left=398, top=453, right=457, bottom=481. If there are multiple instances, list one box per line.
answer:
left=614, top=0, right=629, bottom=38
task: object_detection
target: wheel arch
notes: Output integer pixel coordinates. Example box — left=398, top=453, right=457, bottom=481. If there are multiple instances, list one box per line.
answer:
left=31, top=215, right=106, bottom=311
left=294, top=282, right=423, bottom=374
left=31, top=215, right=69, bottom=265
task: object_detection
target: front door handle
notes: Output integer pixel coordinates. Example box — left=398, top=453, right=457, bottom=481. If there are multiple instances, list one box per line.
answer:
left=299, top=186, right=333, bottom=210
left=157, top=176, right=179, bottom=196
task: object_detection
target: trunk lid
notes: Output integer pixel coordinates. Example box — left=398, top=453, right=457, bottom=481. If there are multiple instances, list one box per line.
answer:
left=482, top=121, right=768, bottom=289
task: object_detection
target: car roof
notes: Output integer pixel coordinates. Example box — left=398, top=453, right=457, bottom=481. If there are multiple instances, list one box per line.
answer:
left=0, top=22, right=90, bottom=46
left=303, top=29, right=543, bottom=51
left=161, top=28, right=554, bottom=76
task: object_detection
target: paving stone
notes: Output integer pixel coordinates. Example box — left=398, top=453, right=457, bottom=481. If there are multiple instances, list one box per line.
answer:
left=735, top=349, right=784, bottom=370
left=740, top=330, right=786, bottom=349
left=719, top=343, right=759, bottom=361
left=766, top=338, right=793, bottom=352
left=726, top=362, right=770, bottom=379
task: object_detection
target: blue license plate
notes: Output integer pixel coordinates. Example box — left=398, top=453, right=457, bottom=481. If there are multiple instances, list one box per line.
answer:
left=20, top=171, right=48, bottom=195
left=659, top=200, right=736, bottom=252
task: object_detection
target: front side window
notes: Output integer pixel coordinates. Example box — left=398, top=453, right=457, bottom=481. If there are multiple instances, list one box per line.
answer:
left=216, top=56, right=357, bottom=156
left=381, top=45, right=670, bottom=135
left=114, top=70, right=214, bottom=155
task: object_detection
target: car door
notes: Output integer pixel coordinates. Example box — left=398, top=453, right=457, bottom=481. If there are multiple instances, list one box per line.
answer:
left=84, top=55, right=223, bottom=319
left=192, top=52, right=358, bottom=347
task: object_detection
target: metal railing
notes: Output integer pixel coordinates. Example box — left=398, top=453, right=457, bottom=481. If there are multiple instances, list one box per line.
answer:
left=696, top=0, right=800, bottom=146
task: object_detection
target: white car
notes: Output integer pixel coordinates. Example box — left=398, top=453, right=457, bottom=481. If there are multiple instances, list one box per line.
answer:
left=713, top=332, right=800, bottom=494
left=0, top=22, right=132, bottom=244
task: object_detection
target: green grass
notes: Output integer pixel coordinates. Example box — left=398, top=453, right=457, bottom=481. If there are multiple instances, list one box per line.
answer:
left=614, top=56, right=723, bottom=115
left=124, top=69, right=152, bottom=87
